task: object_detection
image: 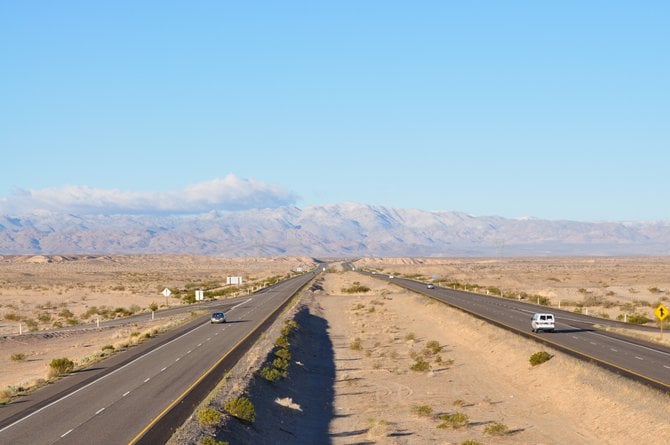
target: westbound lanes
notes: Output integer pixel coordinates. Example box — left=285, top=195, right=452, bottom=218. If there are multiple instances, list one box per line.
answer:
left=0, top=271, right=317, bottom=445
left=361, top=271, right=670, bottom=392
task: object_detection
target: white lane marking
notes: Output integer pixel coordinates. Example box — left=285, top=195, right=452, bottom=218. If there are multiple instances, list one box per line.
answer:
left=187, top=350, right=192, bottom=354
left=198, top=343, right=203, bottom=347
left=175, top=357, right=181, bottom=362
left=207, top=337, right=211, bottom=341
left=95, top=408, right=105, bottom=415
left=664, top=365, right=670, bottom=369
left=229, top=298, right=253, bottom=312
left=123, top=391, right=130, bottom=397
left=589, top=331, right=670, bottom=358
left=572, top=336, right=579, bottom=340
left=635, top=356, right=644, bottom=361
left=144, top=378, right=150, bottom=383
left=0, top=318, right=213, bottom=434
left=611, top=348, right=618, bottom=352
left=590, top=342, right=597, bottom=345
left=61, top=429, right=73, bottom=438
left=161, top=367, right=167, bottom=372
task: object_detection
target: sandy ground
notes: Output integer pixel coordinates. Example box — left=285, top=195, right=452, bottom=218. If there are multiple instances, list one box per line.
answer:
left=0, top=255, right=315, bottom=397
left=179, top=267, right=670, bottom=445
left=3, top=256, right=669, bottom=443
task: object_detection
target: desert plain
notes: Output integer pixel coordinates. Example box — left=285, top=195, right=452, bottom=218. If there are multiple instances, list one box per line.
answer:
left=2, top=255, right=670, bottom=444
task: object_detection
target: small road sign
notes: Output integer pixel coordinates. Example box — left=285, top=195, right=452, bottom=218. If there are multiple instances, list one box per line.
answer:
left=654, top=304, right=669, bottom=321
left=162, top=288, right=172, bottom=297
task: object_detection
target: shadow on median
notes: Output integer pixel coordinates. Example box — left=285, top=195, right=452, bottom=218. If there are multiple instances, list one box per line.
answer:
left=214, top=303, right=335, bottom=444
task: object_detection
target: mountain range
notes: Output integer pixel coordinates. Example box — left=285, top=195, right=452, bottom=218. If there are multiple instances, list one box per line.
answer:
left=1, top=203, right=670, bottom=257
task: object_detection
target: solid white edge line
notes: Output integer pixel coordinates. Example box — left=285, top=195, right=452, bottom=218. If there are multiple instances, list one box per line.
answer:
left=61, top=429, right=73, bottom=438
left=0, top=319, right=212, bottom=434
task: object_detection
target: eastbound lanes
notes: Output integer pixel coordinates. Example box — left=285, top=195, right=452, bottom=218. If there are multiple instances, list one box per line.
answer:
left=0, top=272, right=316, bottom=445
left=365, top=272, right=670, bottom=392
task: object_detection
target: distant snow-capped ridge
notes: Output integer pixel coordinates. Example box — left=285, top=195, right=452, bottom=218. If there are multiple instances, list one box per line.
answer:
left=1, top=204, right=670, bottom=256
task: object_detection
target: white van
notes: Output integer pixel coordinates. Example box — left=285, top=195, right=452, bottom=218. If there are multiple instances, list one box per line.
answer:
left=531, top=313, right=555, bottom=333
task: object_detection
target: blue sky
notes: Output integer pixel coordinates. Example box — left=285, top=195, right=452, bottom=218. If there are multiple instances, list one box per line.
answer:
left=1, top=1, right=668, bottom=221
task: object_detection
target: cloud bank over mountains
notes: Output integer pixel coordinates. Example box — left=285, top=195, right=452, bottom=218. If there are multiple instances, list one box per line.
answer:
left=2, top=177, right=670, bottom=257
left=0, top=175, right=298, bottom=215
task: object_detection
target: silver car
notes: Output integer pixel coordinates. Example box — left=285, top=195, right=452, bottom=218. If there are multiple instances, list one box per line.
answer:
left=210, top=311, right=227, bottom=324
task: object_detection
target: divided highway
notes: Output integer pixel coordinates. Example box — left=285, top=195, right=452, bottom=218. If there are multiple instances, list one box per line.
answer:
left=0, top=271, right=317, bottom=445
left=360, top=270, right=670, bottom=393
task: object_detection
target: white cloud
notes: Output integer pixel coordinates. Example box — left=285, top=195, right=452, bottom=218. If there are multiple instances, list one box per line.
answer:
left=0, top=174, right=298, bottom=215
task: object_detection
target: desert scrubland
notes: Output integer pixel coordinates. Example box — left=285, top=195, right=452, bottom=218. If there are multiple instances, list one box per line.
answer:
left=2, top=256, right=670, bottom=444
left=357, top=257, right=670, bottom=332
left=177, top=264, right=669, bottom=445
left=0, top=255, right=315, bottom=397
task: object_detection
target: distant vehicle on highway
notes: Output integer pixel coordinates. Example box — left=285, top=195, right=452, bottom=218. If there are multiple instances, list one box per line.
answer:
left=388, top=275, right=394, bottom=279
left=210, top=312, right=227, bottom=324
left=426, top=283, right=435, bottom=289
left=531, top=313, right=555, bottom=333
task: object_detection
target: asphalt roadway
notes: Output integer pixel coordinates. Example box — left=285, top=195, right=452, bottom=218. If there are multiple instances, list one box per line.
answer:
left=0, top=271, right=317, bottom=445
left=362, top=271, right=670, bottom=393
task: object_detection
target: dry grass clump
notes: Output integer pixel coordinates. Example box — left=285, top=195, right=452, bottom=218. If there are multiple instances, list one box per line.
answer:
left=48, top=357, right=75, bottom=378
left=0, top=387, right=16, bottom=404
left=200, top=437, right=228, bottom=445
left=196, top=407, right=222, bottom=426
left=341, top=282, right=371, bottom=294
left=367, top=418, right=392, bottom=438
left=484, top=421, right=510, bottom=436
left=412, top=404, right=433, bottom=417
left=224, top=396, right=256, bottom=423
left=10, top=352, right=26, bottom=361
left=437, top=411, right=469, bottom=429
left=529, top=351, right=553, bottom=366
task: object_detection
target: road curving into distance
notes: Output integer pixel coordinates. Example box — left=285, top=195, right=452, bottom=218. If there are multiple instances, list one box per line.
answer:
left=0, top=270, right=318, bottom=445
left=354, top=267, right=670, bottom=393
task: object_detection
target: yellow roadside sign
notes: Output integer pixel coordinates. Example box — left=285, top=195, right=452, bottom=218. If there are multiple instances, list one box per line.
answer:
left=654, top=304, right=669, bottom=321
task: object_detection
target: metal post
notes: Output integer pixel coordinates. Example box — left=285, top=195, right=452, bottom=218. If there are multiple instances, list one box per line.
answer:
left=96, top=316, right=100, bottom=328
left=152, top=311, right=155, bottom=321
